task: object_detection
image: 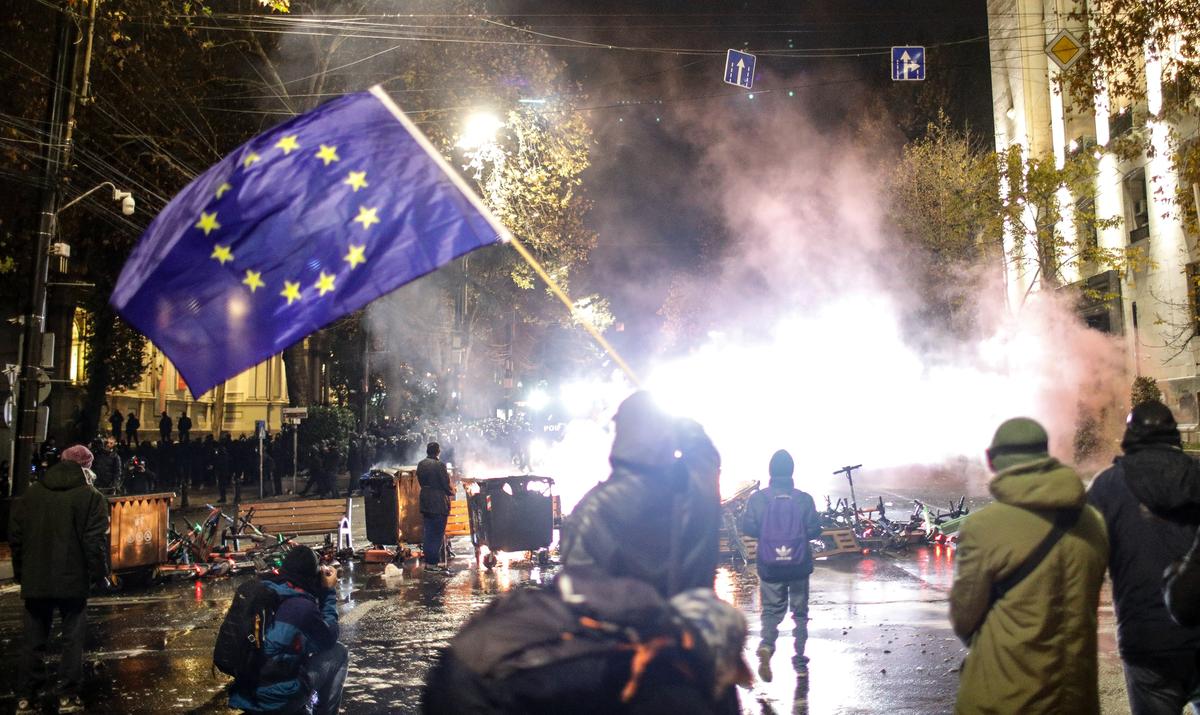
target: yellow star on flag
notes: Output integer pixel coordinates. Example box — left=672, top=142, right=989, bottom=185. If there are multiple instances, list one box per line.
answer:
left=315, top=144, right=340, bottom=166
left=275, top=135, right=300, bottom=155
left=211, top=245, right=234, bottom=265
left=243, top=152, right=261, bottom=169
left=280, top=281, right=302, bottom=305
left=353, top=206, right=380, bottom=230
left=344, top=244, right=366, bottom=269
left=215, top=182, right=232, bottom=199
left=242, top=269, right=265, bottom=292
left=196, top=211, right=221, bottom=235
left=344, top=171, right=369, bottom=192
left=314, top=271, right=336, bottom=296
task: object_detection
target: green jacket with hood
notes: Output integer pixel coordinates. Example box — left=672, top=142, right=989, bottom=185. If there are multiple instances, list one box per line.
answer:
left=9, top=461, right=110, bottom=600
left=950, top=457, right=1108, bottom=715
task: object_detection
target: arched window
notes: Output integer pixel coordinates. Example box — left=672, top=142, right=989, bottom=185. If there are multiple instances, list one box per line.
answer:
left=69, top=308, right=89, bottom=383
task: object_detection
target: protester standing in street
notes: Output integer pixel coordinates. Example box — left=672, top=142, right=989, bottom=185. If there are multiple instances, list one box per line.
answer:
left=950, top=417, right=1108, bottom=714
left=1088, top=400, right=1200, bottom=713
left=561, top=390, right=722, bottom=598
left=739, top=449, right=823, bottom=681
left=107, top=409, right=123, bottom=440
left=417, top=442, right=453, bottom=573
left=178, top=411, right=192, bottom=442
left=90, top=437, right=121, bottom=492
left=9, top=445, right=109, bottom=714
left=159, top=411, right=172, bottom=443
left=124, top=411, right=139, bottom=444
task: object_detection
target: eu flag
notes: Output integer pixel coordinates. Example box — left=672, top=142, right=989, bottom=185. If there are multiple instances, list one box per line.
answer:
left=111, top=86, right=506, bottom=398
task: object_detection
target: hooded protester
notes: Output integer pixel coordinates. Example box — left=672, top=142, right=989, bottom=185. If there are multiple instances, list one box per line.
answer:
left=229, top=545, right=347, bottom=714
left=89, top=438, right=121, bottom=491
left=1088, top=400, right=1200, bottom=714
left=560, top=391, right=722, bottom=598
left=950, top=417, right=1108, bottom=715
left=9, top=454, right=109, bottom=714
left=739, top=449, right=822, bottom=681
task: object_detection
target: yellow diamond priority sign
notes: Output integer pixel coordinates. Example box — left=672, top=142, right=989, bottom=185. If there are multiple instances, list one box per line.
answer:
left=1046, top=29, right=1084, bottom=71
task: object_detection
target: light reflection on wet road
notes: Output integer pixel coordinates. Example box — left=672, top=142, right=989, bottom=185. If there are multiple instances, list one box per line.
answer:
left=0, top=531, right=1126, bottom=713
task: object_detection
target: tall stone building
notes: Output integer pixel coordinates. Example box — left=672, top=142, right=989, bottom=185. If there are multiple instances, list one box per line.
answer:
left=988, top=0, right=1200, bottom=422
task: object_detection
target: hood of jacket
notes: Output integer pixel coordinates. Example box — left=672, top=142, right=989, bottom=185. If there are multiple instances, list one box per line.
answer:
left=1116, top=445, right=1200, bottom=523
left=989, top=456, right=1085, bottom=510
left=265, top=577, right=321, bottom=603
left=41, top=461, right=88, bottom=491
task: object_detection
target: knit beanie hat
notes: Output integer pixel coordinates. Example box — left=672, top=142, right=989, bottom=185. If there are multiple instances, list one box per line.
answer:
left=986, top=417, right=1049, bottom=472
left=1121, top=400, right=1181, bottom=453
left=280, top=545, right=322, bottom=594
left=61, top=444, right=94, bottom=470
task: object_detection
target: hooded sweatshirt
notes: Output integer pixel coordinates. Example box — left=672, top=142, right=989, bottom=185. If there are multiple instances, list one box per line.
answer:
left=560, top=415, right=722, bottom=598
left=951, top=457, right=1108, bottom=715
left=229, top=578, right=339, bottom=712
left=9, top=461, right=110, bottom=600
left=739, top=472, right=822, bottom=581
left=1087, top=444, right=1200, bottom=660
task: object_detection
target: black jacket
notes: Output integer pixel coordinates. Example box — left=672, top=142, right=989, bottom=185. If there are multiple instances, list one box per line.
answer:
left=417, top=457, right=453, bottom=516
left=739, top=476, right=822, bottom=581
left=92, top=449, right=122, bottom=488
left=9, top=461, right=110, bottom=599
left=1087, top=445, right=1200, bottom=660
left=560, top=420, right=721, bottom=598
left=1166, top=529, right=1200, bottom=627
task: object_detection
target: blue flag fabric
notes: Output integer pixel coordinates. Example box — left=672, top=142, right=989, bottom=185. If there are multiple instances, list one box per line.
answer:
left=111, top=87, right=504, bottom=398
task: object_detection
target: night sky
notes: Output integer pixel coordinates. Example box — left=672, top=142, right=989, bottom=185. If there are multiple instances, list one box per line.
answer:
left=501, top=1, right=993, bottom=359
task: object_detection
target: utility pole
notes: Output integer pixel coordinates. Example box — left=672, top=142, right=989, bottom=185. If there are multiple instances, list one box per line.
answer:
left=14, top=2, right=87, bottom=495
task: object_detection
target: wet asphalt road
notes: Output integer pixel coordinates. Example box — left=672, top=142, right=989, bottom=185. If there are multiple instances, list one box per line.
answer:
left=0, top=485, right=1130, bottom=714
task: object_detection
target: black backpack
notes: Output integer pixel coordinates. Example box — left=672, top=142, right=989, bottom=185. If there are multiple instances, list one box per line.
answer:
left=213, top=579, right=281, bottom=681
left=423, top=568, right=725, bottom=714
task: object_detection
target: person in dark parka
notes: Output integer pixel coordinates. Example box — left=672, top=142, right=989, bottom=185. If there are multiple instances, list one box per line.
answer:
left=560, top=391, right=722, bottom=598
left=417, top=442, right=454, bottom=572
left=1088, top=400, right=1200, bottom=715
left=9, top=455, right=109, bottom=714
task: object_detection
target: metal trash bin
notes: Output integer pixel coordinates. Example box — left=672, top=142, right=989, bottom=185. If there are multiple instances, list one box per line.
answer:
left=108, top=492, right=174, bottom=574
left=466, top=476, right=554, bottom=568
left=361, top=470, right=402, bottom=547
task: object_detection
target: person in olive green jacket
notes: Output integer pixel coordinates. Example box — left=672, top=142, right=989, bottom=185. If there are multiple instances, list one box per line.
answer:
left=950, top=417, right=1108, bottom=715
left=9, top=451, right=110, bottom=714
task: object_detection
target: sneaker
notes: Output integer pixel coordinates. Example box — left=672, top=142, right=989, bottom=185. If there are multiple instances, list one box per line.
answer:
left=425, top=564, right=448, bottom=574
left=757, top=645, right=773, bottom=683
left=58, top=695, right=84, bottom=713
left=15, top=699, right=35, bottom=714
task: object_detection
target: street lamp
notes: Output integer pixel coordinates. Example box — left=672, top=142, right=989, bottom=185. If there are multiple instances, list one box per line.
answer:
left=58, top=181, right=134, bottom=216
left=457, top=111, right=503, bottom=150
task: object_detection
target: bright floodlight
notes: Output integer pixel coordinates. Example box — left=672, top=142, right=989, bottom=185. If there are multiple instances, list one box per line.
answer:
left=526, top=387, right=551, bottom=412
left=457, top=111, right=503, bottom=150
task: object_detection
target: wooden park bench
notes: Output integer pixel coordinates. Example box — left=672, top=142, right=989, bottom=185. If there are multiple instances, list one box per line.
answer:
left=237, top=498, right=353, bottom=551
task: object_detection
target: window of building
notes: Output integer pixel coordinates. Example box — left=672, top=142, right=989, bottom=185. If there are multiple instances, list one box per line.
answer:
left=1124, top=168, right=1150, bottom=243
left=69, top=308, right=88, bottom=383
left=1187, top=262, right=1200, bottom=335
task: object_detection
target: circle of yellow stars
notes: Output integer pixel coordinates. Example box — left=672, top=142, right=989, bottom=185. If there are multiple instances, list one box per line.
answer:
left=197, top=135, right=376, bottom=308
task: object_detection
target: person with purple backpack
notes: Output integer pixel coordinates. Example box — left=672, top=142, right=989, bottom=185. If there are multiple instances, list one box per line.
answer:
left=739, top=449, right=822, bottom=682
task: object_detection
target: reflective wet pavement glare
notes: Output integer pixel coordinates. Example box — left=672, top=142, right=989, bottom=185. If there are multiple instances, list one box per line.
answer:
left=0, top=489, right=1128, bottom=714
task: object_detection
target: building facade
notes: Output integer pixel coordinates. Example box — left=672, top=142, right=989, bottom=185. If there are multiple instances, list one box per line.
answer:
left=988, top=0, right=1200, bottom=423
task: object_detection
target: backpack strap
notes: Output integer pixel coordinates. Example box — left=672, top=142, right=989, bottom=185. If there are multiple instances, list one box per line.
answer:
left=988, top=507, right=1082, bottom=607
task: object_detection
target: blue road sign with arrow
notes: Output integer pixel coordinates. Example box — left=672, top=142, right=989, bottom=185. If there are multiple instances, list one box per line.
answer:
left=725, top=49, right=756, bottom=89
left=891, top=46, right=925, bottom=81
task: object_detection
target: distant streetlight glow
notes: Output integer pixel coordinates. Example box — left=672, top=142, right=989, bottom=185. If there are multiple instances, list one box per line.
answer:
left=457, top=111, right=503, bottom=150
left=526, top=387, right=551, bottom=412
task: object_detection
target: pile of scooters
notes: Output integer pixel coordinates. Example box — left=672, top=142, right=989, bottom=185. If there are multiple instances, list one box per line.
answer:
left=155, top=504, right=341, bottom=580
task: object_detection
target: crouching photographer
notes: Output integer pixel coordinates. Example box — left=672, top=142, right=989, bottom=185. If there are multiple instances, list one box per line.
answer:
left=216, top=546, right=347, bottom=714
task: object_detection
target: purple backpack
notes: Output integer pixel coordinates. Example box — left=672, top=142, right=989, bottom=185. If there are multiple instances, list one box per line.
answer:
left=756, top=492, right=810, bottom=577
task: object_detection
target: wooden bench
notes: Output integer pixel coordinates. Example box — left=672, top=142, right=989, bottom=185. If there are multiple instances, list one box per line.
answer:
left=444, top=498, right=470, bottom=537
left=238, top=498, right=352, bottom=550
